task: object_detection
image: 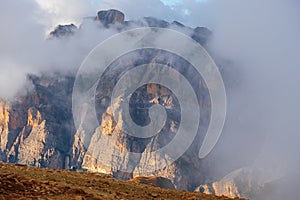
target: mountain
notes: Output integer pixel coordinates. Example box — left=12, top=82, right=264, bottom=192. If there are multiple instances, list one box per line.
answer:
left=97, top=9, right=125, bottom=27
left=0, top=8, right=237, bottom=196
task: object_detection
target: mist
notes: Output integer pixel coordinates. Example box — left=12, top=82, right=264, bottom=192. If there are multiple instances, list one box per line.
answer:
left=0, top=0, right=120, bottom=99
left=213, top=0, right=300, bottom=170
left=0, top=0, right=182, bottom=100
left=1, top=0, right=300, bottom=199
left=190, top=0, right=300, bottom=198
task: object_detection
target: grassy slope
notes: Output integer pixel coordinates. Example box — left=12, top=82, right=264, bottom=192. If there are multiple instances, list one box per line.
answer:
left=0, top=162, right=244, bottom=200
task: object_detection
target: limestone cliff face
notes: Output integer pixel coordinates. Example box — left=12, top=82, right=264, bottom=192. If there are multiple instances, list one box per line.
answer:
left=78, top=47, right=211, bottom=190
left=0, top=75, right=76, bottom=169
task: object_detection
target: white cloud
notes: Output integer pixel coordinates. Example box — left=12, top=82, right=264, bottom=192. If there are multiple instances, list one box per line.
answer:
left=34, top=0, right=94, bottom=30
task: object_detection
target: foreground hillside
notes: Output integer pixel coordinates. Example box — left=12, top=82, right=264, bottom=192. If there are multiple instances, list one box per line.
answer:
left=0, top=162, right=243, bottom=200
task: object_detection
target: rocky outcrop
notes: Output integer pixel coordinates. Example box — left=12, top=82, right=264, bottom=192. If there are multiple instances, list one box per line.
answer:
left=192, top=27, right=212, bottom=45
left=130, top=176, right=175, bottom=189
left=96, top=9, right=125, bottom=27
left=142, top=17, right=169, bottom=28
left=50, top=24, right=77, bottom=38
left=195, top=181, right=241, bottom=199
left=195, top=167, right=285, bottom=199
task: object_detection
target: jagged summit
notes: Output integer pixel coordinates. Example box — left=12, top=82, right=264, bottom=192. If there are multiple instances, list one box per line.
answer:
left=96, top=9, right=125, bottom=27
left=49, top=9, right=212, bottom=45
left=50, top=24, right=77, bottom=38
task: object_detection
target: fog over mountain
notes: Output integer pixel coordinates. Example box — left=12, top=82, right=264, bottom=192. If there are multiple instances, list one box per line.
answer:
left=0, top=0, right=300, bottom=199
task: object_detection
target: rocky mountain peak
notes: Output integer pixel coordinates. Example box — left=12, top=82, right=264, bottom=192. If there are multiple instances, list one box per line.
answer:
left=142, top=17, right=169, bottom=28
left=192, top=27, right=212, bottom=45
left=50, top=24, right=77, bottom=38
left=96, top=9, right=125, bottom=27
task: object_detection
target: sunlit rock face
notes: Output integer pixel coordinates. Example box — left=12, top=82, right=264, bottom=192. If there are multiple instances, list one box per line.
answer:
left=0, top=9, right=216, bottom=191
left=0, top=75, right=75, bottom=169
left=194, top=167, right=295, bottom=200
left=195, top=180, right=242, bottom=199
left=0, top=102, right=11, bottom=160
left=78, top=46, right=212, bottom=190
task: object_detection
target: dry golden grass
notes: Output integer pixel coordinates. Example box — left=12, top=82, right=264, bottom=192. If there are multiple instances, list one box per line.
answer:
left=0, top=162, right=244, bottom=200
